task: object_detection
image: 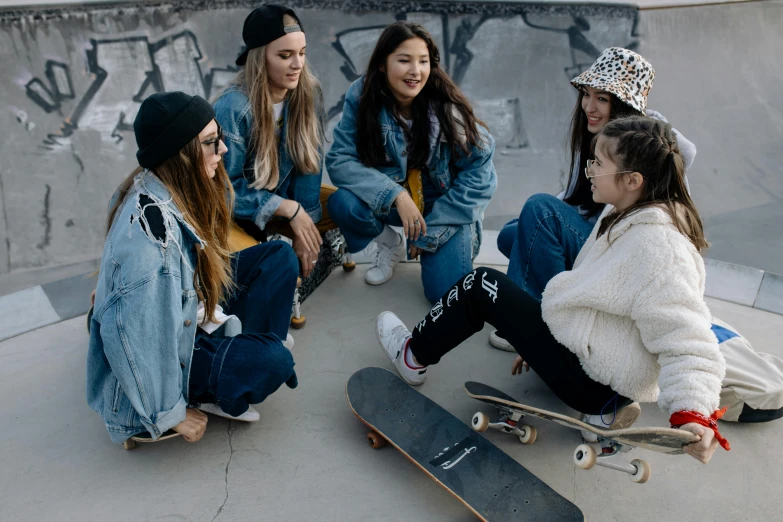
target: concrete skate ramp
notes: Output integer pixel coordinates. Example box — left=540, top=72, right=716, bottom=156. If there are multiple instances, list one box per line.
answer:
left=0, top=0, right=780, bottom=275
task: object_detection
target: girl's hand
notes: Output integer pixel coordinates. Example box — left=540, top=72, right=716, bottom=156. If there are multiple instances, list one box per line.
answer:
left=679, top=423, right=717, bottom=464
left=281, top=200, right=322, bottom=271
left=293, top=235, right=318, bottom=278
left=173, top=408, right=208, bottom=442
left=395, top=192, right=427, bottom=241
left=511, top=355, right=530, bottom=375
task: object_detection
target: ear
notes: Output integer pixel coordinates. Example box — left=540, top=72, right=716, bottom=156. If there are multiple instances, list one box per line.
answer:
left=626, top=172, right=644, bottom=193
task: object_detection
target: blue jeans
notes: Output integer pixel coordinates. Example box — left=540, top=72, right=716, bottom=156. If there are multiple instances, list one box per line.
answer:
left=189, top=241, right=299, bottom=417
left=328, top=188, right=473, bottom=304
left=497, top=194, right=594, bottom=301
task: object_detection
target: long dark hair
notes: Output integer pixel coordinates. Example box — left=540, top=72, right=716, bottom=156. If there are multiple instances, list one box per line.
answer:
left=596, top=116, right=708, bottom=252
left=357, top=21, right=487, bottom=169
left=564, top=89, right=642, bottom=217
left=107, top=137, right=235, bottom=323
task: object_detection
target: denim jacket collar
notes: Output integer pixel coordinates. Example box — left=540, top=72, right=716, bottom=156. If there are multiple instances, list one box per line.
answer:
left=135, top=170, right=206, bottom=249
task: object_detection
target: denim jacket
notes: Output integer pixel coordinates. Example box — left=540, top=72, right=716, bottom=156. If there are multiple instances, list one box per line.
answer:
left=86, top=171, right=202, bottom=443
left=213, top=86, right=324, bottom=229
left=326, top=78, right=497, bottom=255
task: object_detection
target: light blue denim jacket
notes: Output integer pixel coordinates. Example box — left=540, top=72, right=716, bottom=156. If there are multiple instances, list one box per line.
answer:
left=86, top=171, right=202, bottom=443
left=213, top=86, right=324, bottom=229
left=326, top=78, right=497, bottom=254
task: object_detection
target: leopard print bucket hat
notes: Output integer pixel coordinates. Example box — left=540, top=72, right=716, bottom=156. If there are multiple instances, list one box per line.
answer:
left=571, top=47, right=655, bottom=114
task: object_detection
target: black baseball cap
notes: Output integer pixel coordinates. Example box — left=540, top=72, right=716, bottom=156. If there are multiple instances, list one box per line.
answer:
left=236, top=5, right=304, bottom=66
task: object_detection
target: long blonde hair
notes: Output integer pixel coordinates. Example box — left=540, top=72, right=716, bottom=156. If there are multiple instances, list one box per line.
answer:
left=107, top=139, right=235, bottom=323
left=231, top=14, right=322, bottom=190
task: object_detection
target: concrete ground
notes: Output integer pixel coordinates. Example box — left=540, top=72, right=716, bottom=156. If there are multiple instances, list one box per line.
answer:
left=1, top=263, right=781, bottom=522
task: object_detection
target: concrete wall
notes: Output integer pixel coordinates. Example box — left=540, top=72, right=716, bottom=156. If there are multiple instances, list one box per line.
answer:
left=0, top=0, right=780, bottom=275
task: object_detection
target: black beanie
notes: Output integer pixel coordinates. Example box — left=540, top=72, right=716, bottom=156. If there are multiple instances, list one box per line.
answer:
left=134, top=92, right=215, bottom=169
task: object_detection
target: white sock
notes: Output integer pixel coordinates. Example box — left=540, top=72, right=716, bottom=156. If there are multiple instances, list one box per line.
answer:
left=404, top=342, right=425, bottom=369
left=378, top=225, right=400, bottom=246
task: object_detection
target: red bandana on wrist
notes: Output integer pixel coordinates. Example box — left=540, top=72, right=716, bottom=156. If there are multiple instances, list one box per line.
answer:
left=670, top=407, right=730, bottom=451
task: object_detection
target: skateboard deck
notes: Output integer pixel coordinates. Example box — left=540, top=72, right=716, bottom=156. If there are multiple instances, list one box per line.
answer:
left=122, top=429, right=181, bottom=450
left=346, top=367, right=584, bottom=521
left=465, top=381, right=699, bottom=483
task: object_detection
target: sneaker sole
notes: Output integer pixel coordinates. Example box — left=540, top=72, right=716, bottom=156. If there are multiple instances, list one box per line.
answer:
left=488, top=332, right=516, bottom=352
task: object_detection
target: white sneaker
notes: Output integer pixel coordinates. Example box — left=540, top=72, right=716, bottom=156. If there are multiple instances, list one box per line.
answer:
left=365, top=228, right=405, bottom=286
left=283, top=333, right=294, bottom=351
left=376, top=311, right=427, bottom=386
left=489, top=330, right=515, bottom=352
left=199, top=403, right=260, bottom=422
left=580, top=402, right=641, bottom=442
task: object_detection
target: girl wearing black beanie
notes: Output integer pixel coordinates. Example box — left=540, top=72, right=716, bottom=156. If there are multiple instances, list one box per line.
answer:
left=86, top=91, right=300, bottom=445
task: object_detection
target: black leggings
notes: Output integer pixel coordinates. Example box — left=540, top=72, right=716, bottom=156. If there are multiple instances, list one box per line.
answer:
left=409, top=267, right=632, bottom=415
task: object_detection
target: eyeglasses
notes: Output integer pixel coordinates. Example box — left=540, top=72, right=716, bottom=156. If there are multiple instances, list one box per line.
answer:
left=584, top=159, right=634, bottom=180
left=201, top=123, right=223, bottom=155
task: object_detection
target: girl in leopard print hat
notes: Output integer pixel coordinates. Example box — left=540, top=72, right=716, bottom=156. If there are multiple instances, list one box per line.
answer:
left=489, top=47, right=697, bottom=352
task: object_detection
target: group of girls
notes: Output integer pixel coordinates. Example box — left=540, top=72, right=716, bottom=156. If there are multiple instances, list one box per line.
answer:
left=87, top=4, right=727, bottom=464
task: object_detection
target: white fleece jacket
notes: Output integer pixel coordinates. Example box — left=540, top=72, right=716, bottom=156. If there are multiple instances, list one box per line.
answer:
left=541, top=206, right=725, bottom=416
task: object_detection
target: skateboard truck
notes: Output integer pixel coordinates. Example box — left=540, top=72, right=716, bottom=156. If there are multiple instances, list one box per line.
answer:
left=573, top=441, right=652, bottom=483
left=471, top=408, right=537, bottom=444
left=329, top=234, right=356, bottom=272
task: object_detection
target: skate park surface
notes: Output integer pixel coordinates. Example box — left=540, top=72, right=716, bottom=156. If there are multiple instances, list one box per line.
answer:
left=1, top=263, right=782, bottom=521
left=1, top=0, right=783, bottom=519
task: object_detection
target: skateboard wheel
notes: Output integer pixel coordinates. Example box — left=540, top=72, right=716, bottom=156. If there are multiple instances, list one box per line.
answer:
left=290, top=315, right=306, bottom=329
left=122, top=439, right=137, bottom=450
left=629, top=459, right=651, bottom=484
left=296, top=277, right=303, bottom=288
left=471, top=412, right=489, bottom=432
left=342, top=261, right=356, bottom=272
left=573, top=444, right=596, bottom=470
left=518, top=425, right=537, bottom=445
left=367, top=431, right=386, bottom=450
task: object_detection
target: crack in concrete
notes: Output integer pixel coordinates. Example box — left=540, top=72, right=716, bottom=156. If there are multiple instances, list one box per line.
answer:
left=211, top=421, right=234, bottom=522
left=572, top=465, right=577, bottom=503
left=0, top=173, right=10, bottom=271
left=36, top=184, right=52, bottom=250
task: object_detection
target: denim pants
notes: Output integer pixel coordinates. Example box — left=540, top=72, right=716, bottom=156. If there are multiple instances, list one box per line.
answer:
left=189, top=241, right=299, bottom=417
left=327, top=188, right=473, bottom=304
left=497, top=194, right=594, bottom=301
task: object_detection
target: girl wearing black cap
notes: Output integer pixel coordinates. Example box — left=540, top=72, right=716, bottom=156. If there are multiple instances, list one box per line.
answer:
left=326, top=21, right=497, bottom=304
left=86, top=92, right=299, bottom=445
left=214, top=5, right=326, bottom=278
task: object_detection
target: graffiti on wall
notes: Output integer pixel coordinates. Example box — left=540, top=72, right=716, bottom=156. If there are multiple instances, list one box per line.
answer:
left=24, top=10, right=637, bottom=150
left=25, top=30, right=238, bottom=148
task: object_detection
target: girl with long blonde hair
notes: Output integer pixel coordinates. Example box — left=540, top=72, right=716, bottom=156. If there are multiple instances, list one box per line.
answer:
left=214, top=4, right=327, bottom=277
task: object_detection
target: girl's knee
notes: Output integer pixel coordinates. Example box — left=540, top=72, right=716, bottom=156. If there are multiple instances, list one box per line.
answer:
left=521, top=193, right=560, bottom=221
left=266, top=240, right=299, bottom=278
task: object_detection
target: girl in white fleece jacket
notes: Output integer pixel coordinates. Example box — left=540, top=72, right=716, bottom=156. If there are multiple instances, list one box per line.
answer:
left=376, top=116, right=729, bottom=465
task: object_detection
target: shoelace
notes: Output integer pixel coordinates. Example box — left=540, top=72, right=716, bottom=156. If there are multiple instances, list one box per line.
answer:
left=389, top=326, right=411, bottom=354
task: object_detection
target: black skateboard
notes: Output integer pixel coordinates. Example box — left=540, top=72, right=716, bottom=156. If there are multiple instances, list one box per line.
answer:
left=346, top=367, right=584, bottom=521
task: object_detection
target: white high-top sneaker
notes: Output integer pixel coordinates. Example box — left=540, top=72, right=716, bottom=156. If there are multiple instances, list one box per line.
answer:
left=283, top=333, right=294, bottom=351
left=581, top=402, right=641, bottom=442
left=365, top=226, right=405, bottom=286
left=199, top=403, right=260, bottom=422
left=376, top=311, right=427, bottom=386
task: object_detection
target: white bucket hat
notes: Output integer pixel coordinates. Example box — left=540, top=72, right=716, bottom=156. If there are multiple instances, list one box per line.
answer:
left=570, top=47, right=655, bottom=114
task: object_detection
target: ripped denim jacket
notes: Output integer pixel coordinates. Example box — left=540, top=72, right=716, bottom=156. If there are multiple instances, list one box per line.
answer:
left=86, top=170, right=203, bottom=443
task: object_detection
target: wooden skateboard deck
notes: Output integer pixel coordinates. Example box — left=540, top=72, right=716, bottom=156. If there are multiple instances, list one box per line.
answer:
left=346, top=367, right=584, bottom=521
left=122, top=429, right=181, bottom=450
left=465, top=382, right=697, bottom=454
left=465, top=381, right=699, bottom=483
